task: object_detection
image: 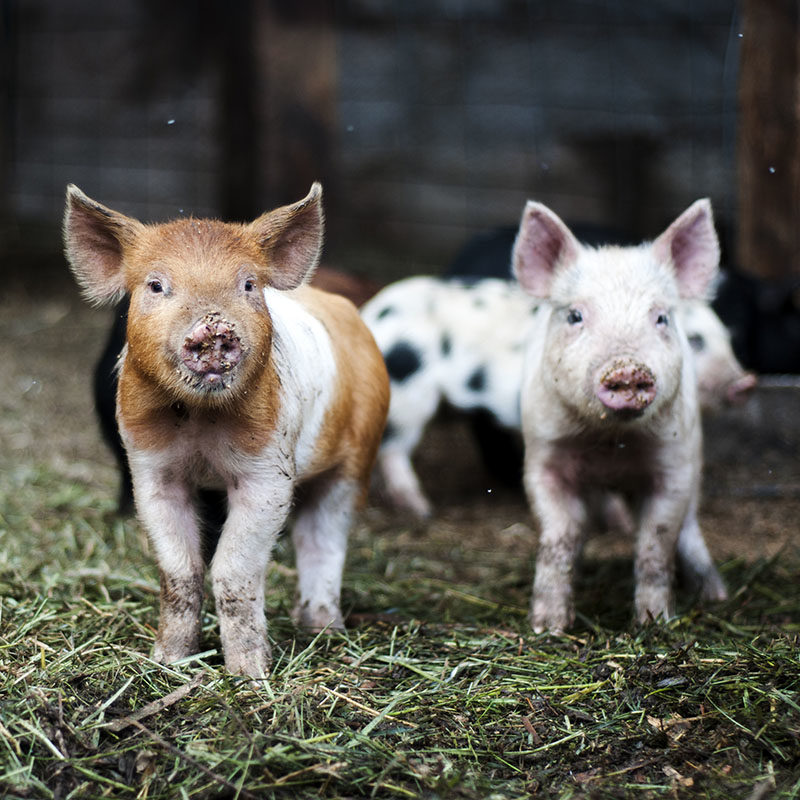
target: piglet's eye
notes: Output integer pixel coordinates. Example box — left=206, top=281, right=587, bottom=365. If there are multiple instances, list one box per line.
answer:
left=656, top=313, right=669, bottom=326
left=148, top=279, right=163, bottom=294
left=688, top=333, right=705, bottom=352
left=566, top=308, right=583, bottom=325
left=244, top=279, right=256, bottom=292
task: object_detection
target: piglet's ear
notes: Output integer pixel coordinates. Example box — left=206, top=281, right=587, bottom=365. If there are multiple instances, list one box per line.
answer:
left=512, top=200, right=582, bottom=298
left=652, top=198, right=720, bottom=300
left=250, top=182, right=324, bottom=291
left=63, top=185, right=142, bottom=305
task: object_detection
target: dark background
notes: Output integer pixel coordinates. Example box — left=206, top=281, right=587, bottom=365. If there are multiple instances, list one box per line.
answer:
left=0, top=0, right=797, bottom=285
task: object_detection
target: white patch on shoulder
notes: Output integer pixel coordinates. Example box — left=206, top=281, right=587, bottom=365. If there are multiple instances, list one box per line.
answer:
left=264, top=286, right=338, bottom=477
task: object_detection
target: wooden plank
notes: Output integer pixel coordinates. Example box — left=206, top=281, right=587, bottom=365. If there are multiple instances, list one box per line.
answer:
left=738, top=0, right=800, bottom=279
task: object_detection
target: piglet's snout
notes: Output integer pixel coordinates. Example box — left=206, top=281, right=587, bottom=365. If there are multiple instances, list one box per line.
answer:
left=725, top=372, right=757, bottom=406
left=596, top=359, right=657, bottom=414
left=181, top=313, right=243, bottom=383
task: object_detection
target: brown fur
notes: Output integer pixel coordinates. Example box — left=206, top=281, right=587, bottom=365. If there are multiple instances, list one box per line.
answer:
left=65, top=182, right=388, bottom=478
left=310, top=265, right=381, bottom=308
left=115, top=218, right=283, bottom=454
left=292, top=285, right=390, bottom=497
left=116, top=276, right=388, bottom=483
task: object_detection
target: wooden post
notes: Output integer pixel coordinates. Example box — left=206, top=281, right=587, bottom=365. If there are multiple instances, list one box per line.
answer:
left=738, top=0, right=800, bottom=280
left=254, top=4, right=336, bottom=212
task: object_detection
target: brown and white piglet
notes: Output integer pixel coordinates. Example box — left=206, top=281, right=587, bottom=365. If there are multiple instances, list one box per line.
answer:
left=64, top=184, right=390, bottom=678
left=514, top=198, right=726, bottom=632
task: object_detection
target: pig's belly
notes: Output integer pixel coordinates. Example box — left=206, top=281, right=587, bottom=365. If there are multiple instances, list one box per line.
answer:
left=546, top=432, right=657, bottom=496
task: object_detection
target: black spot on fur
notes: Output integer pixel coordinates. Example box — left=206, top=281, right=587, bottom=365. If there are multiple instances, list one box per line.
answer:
left=467, top=365, right=487, bottom=392
left=441, top=332, right=452, bottom=356
left=377, top=306, right=394, bottom=320
left=385, top=341, right=422, bottom=383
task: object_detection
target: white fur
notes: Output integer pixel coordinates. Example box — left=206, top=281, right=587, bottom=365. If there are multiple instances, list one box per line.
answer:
left=361, top=277, right=534, bottom=516
left=681, top=299, right=756, bottom=409
left=291, top=477, right=359, bottom=629
left=362, top=277, right=533, bottom=429
left=362, top=206, right=733, bottom=628
left=515, top=200, right=723, bottom=630
left=520, top=245, right=693, bottom=440
left=264, top=286, right=339, bottom=476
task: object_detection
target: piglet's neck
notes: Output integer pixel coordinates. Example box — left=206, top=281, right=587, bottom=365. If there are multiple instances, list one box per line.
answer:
left=117, top=350, right=282, bottom=455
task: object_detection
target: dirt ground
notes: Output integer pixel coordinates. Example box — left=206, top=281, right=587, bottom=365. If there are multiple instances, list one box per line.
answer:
left=2, top=262, right=799, bottom=593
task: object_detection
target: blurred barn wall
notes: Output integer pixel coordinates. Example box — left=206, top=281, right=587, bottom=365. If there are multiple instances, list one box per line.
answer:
left=0, top=1, right=775, bottom=283
left=334, top=1, right=741, bottom=277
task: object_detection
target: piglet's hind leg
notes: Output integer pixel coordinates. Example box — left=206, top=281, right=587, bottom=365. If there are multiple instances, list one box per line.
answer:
left=291, top=476, right=358, bottom=631
left=676, top=507, right=728, bottom=602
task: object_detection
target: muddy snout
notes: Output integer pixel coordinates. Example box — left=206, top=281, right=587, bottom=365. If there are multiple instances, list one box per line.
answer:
left=596, top=358, right=657, bottom=415
left=181, top=312, right=243, bottom=388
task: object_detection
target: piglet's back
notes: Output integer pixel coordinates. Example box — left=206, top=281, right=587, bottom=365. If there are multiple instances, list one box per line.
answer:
left=268, top=283, right=390, bottom=494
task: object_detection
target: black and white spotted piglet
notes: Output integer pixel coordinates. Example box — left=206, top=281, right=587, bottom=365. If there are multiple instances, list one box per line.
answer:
left=361, top=277, right=531, bottom=517
left=360, top=276, right=754, bottom=520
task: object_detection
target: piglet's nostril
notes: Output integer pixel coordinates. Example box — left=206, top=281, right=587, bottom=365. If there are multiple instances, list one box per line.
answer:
left=184, top=325, right=213, bottom=351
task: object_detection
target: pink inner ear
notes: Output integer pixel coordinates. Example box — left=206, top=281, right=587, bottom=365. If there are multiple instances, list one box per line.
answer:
left=513, top=203, right=580, bottom=298
left=654, top=199, right=719, bottom=300
left=251, top=183, right=324, bottom=291
left=64, top=187, right=135, bottom=304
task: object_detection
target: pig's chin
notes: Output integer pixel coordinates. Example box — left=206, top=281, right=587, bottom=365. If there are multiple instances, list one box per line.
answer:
left=174, top=363, right=244, bottom=401
left=598, top=405, right=649, bottom=423
left=591, top=393, right=657, bottom=425
left=560, top=394, right=652, bottom=431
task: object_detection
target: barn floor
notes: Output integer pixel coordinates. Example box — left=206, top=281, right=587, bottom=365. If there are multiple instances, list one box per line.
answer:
left=2, top=264, right=799, bottom=607
left=2, top=261, right=799, bottom=797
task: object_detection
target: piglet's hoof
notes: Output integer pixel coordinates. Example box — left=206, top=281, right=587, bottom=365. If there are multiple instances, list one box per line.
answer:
left=634, top=586, right=674, bottom=625
left=699, top=570, right=729, bottom=603
left=529, top=601, right=574, bottom=635
left=153, top=635, right=197, bottom=666
left=223, top=644, right=272, bottom=680
left=292, top=601, right=345, bottom=632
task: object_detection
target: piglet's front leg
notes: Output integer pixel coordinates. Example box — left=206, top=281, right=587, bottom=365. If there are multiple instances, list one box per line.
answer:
left=378, top=448, right=432, bottom=519
left=210, top=472, right=294, bottom=679
left=525, top=453, right=587, bottom=633
left=129, top=462, right=205, bottom=664
left=633, top=490, right=690, bottom=624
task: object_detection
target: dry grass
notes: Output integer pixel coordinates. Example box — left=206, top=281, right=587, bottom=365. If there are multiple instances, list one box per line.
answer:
left=1, top=276, right=799, bottom=798
left=1, top=460, right=799, bottom=799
